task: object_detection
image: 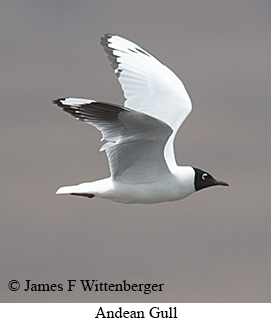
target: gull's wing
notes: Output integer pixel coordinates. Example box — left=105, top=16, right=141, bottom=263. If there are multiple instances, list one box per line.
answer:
left=53, top=98, right=173, bottom=184
left=101, top=34, right=192, bottom=169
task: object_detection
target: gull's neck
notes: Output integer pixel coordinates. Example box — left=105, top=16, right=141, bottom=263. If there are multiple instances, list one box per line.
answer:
left=171, top=165, right=196, bottom=197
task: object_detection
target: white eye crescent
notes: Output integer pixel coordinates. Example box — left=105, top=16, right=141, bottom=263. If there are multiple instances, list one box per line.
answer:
left=202, top=173, right=208, bottom=180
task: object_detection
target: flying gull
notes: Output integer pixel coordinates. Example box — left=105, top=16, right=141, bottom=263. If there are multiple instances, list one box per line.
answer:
left=53, top=34, right=228, bottom=204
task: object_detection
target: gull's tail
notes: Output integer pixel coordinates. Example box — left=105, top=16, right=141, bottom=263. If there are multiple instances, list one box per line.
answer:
left=55, top=178, right=111, bottom=199
left=56, top=185, right=94, bottom=199
left=56, top=185, right=79, bottom=195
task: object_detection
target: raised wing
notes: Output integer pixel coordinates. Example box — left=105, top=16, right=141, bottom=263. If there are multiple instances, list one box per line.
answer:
left=53, top=98, right=173, bottom=184
left=100, top=34, right=192, bottom=169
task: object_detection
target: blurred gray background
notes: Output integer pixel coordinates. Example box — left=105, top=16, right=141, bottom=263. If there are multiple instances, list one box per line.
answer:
left=1, top=0, right=271, bottom=302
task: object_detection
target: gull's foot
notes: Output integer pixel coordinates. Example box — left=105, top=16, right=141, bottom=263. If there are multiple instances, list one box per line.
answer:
left=70, top=193, right=94, bottom=198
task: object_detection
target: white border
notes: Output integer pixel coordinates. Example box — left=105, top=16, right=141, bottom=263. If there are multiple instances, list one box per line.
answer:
left=1, top=303, right=271, bottom=322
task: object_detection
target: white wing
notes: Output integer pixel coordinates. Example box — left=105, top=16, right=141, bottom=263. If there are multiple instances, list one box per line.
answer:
left=54, top=98, right=173, bottom=184
left=101, top=34, right=192, bottom=169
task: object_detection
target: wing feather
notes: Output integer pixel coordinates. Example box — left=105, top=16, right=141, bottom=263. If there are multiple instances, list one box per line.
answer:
left=53, top=98, right=173, bottom=184
left=101, top=34, right=192, bottom=169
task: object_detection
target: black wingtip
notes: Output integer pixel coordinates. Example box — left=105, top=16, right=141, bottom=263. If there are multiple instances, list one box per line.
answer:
left=52, top=98, right=66, bottom=107
left=102, top=33, right=114, bottom=40
left=100, top=34, right=121, bottom=73
left=100, top=33, right=113, bottom=46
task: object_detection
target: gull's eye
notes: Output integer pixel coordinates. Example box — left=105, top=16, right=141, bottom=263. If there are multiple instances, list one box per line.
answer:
left=202, top=173, right=208, bottom=180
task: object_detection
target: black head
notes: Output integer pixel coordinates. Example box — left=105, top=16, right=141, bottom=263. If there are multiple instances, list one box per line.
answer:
left=193, top=168, right=229, bottom=191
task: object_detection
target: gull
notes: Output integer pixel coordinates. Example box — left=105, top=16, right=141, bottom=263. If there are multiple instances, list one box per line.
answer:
left=53, top=34, right=228, bottom=204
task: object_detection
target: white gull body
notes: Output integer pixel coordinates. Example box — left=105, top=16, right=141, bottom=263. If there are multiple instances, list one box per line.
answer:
left=54, top=34, right=228, bottom=204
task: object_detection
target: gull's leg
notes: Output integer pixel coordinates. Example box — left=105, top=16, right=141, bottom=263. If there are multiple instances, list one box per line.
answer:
left=70, top=193, right=94, bottom=199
